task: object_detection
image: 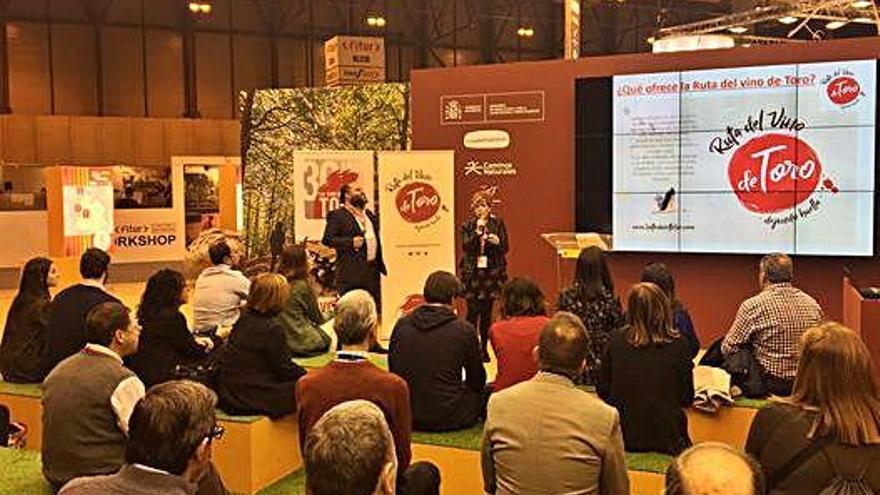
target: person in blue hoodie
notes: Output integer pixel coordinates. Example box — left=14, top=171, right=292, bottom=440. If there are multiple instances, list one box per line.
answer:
left=389, top=271, right=487, bottom=432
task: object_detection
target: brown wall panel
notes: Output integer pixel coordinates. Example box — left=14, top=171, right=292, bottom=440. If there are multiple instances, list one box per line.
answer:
left=132, top=118, right=166, bottom=165
left=233, top=35, right=271, bottom=116
left=51, top=23, right=97, bottom=115
left=102, top=27, right=145, bottom=117
left=97, top=117, right=134, bottom=163
left=68, top=116, right=100, bottom=162
left=8, top=22, right=50, bottom=114
left=196, top=32, right=233, bottom=119
left=35, top=116, right=71, bottom=163
left=145, top=29, right=184, bottom=117
left=277, top=39, right=308, bottom=89
left=163, top=119, right=194, bottom=157
left=3, top=115, right=37, bottom=162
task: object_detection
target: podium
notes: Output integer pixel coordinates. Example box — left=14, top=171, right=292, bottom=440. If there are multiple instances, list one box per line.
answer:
left=842, top=275, right=880, bottom=382
left=541, top=232, right=613, bottom=291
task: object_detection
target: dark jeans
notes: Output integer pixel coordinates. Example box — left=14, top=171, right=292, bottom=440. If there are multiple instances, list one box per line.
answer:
left=466, top=297, right=493, bottom=357
left=414, top=386, right=490, bottom=432
left=0, top=404, right=9, bottom=447
left=398, top=461, right=441, bottom=495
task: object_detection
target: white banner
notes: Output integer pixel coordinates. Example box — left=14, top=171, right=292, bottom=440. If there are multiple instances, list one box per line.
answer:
left=379, top=151, right=456, bottom=335
left=293, top=150, right=375, bottom=242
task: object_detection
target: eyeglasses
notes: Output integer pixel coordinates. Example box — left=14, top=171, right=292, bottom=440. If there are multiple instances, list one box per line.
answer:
left=206, top=424, right=225, bottom=443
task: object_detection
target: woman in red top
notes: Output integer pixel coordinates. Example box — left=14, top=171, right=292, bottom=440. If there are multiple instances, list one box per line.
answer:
left=489, top=277, right=549, bottom=392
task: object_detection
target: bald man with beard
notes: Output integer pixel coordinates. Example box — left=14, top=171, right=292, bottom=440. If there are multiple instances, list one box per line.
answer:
left=665, top=442, right=765, bottom=495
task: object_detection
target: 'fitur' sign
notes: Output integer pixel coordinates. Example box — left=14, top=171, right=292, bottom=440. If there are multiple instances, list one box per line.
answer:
left=324, top=36, right=386, bottom=87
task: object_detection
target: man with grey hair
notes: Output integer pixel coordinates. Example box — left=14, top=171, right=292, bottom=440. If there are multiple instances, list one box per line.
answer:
left=721, top=253, right=822, bottom=395
left=60, top=380, right=228, bottom=494
left=482, top=312, right=629, bottom=495
left=665, top=442, right=764, bottom=495
left=305, top=400, right=397, bottom=495
left=296, top=290, right=440, bottom=495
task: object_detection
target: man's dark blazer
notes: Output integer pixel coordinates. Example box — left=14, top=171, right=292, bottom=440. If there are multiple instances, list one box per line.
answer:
left=322, top=207, right=387, bottom=293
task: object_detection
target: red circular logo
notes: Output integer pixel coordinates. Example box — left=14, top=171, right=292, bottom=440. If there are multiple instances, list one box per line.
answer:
left=396, top=182, right=441, bottom=223
left=728, top=133, right=822, bottom=214
left=827, top=76, right=861, bottom=106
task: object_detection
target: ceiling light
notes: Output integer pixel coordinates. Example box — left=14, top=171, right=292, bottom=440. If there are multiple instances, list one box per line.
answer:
left=778, top=16, right=799, bottom=25
left=825, top=20, right=848, bottom=30
left=728, top=26, right=749, bottom=34
left=517, top=26, right=535, bottom=37
left=188, top=2, right=200, bottom=13
left=366, top=16, right=386, bottom=28
left=199, top=3, right=211, bottom=13
left=852, top=1, right=873, bottom=8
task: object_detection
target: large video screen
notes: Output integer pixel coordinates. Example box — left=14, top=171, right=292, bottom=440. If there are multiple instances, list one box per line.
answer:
left=611, top=60, right=876, bottom=255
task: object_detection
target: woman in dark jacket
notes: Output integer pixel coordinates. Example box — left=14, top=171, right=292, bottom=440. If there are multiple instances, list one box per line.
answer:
left=128, top=269, right=214, bottom=387
left=215, top=273, right=306, bottom=418
left=557, top=246, right=623, bottom=383
left=0, top=257, right=58, bottom=382
left=460, top=190, right=509, bottom=362
left=641, top=262, right=700, bottom=359
left=598, top=282, right=694, bottom=455
left=275, top=244, right=330, bottom=357
left=746, top=322, right=880, bottom=494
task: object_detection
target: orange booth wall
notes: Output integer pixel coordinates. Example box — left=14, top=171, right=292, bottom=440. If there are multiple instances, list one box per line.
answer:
left=411, top=38, right=880, bottom=343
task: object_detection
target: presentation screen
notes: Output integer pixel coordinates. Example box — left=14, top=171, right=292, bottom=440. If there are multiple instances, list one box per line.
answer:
left=611, top=59, right=877, bottom=255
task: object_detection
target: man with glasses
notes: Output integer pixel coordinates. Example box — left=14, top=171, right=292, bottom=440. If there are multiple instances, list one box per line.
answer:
left=61, top=380, right=229, bottom=494
left=42, top=302, right=144, bottom=491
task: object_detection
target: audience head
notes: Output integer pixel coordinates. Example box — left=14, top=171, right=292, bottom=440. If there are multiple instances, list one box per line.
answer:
left=334, top=290, right=378, bottom=348
left=759, top=253, right=793, bottom=287
left=423, top=271, right=462, bottom=305
left=537, top=312, right=590, bottom=380
left=499, top=277, right=546, bottom=319
left=641, top=262, right=678, bottom=307
left=788, top=322, right=880, bottom=445
left=80, top=248, right=110, bottom=282
left=574, top=246, right=614, bottom=300
left=208, top=241, right=233, bottom=266
left=15, top=257, right=56, bottom=304
left=665, top=442, right=764, bottom=495
left=126, top=380, right=221, bottom=482
left=278, top=244, right=310, bottom=282
left=247, top=273, right=289, bottom=317
left=85, top=302, right=139, bottom=357
left=137, top=269, right=187, bottom=326
left=305, top=400, right=396, bottom=495
left=625, top=282, right=676, bottom=348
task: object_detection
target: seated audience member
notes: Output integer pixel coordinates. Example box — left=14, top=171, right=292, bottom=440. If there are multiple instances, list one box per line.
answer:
left=45, top=248, right=120, bottom=372
left=42, top=302, right=144, bottom=491
left=60, top=380, right=228, bottom=495
left=598, top=282, right=694, bottom=455
left=0, top=257, right=58, bottom=382
left=191, top=241, right=250, bottom=333
left=276, top=244, right=331, bottom=357
left=746, top=322, right=880, bottom=494
left=488, top=277, right=549, bottom=392
left=304, top=400, right=397, bottom=495
left=641, top=262, right=700, bottom=358
left=215, top=273, right=306, bottom=418
left=482, top=312, right=629, bottom=495
left=556, top=246, right=623, bottom=384
left=128, top=270, right=215, bottom=388
left=296, top=289, right=440, bottom=495
left=665, top=442, right=765, bottom=495
left=722, top=253, right=823, bottom=396
left=390, top=271, right=486, bottom=431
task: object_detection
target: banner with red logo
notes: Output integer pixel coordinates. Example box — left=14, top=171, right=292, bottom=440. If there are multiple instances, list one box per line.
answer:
left=612, top=59, right=876, bottom=255
left=292, top=150, right=376, bottom=242
left=378, top=151, right=456, bottom=334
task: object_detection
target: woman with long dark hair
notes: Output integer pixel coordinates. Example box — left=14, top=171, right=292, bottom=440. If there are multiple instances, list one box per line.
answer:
left=0, top=257, right=57, bottom=382
left=489, top=277, right=549, bottom=392
left=276, top=244, right=331, bottom=357
left=598, top=282, right=694, bottom=454
left=746, top=322, right=880, bottom=494
left=460, top=190, right=509, bottom=362
left=128, top=269, right=214, bottom=387
left=557, top=246, right=622, bottom=383
left=641, top=262, right=700, bottom=358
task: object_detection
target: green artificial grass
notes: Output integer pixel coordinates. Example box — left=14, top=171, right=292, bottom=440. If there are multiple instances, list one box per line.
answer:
left=733, top=396, right=769, bottom=409
left=0, top=448, right=52, bottom=495
left=412, top=424, right=484, bottom=451
left=0, top=382, right=42, bottom=398
left=293, top=352, right=388, bottom=370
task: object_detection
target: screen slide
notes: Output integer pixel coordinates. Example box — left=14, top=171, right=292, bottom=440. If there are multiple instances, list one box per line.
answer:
left=612, top=59, right=876, bottom=255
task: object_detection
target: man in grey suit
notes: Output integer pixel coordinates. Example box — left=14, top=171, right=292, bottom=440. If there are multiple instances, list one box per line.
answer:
left=481, top=312, right=630, bottom=495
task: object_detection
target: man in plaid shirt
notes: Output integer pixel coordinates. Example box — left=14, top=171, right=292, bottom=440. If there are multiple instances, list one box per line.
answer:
left=721, top=253, right=823, bottom=396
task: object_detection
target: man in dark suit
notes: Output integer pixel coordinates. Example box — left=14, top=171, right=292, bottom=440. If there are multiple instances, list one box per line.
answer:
left=322, top=183, right=387, bottom=308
